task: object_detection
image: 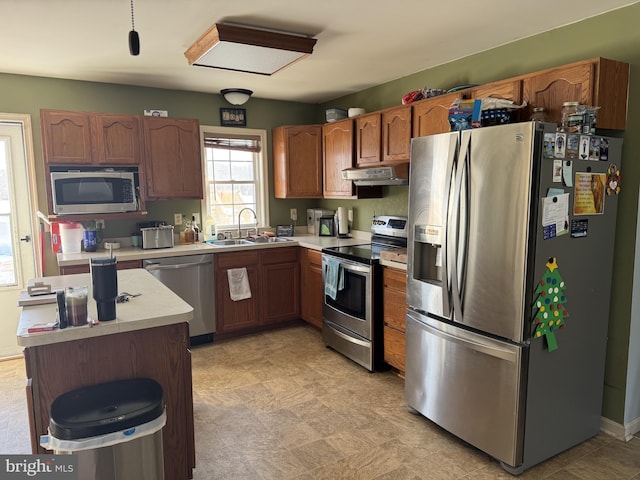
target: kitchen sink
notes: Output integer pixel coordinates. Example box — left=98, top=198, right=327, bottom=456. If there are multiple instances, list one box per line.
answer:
left=245, top=236, right=293, bottom=243
left=206, top=237, right=294, bottom=247
left=207, top=239, right=254, bottom=247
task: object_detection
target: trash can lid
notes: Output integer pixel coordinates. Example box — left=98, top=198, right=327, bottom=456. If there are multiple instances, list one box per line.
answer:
left=49, top=378, right=164, bottom=440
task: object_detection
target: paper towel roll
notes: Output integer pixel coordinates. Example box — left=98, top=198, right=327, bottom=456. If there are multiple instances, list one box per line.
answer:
left=336, top=207, right=349, bottom=235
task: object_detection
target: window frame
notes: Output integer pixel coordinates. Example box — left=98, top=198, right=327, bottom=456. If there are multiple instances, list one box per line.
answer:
left=199, top=125, right=269, bottom=235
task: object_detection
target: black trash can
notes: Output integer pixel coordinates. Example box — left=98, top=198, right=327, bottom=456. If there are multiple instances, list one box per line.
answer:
left=41, top=378, right=166, bottom=480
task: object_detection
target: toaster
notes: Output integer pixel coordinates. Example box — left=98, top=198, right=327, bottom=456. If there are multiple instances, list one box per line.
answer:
left=140, top=225, right=174, bottom=249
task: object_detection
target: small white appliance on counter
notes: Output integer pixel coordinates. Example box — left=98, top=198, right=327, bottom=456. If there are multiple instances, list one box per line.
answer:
left=138, top=221, right=174, bottom=249
left=306, top=208, right=335, bottom=235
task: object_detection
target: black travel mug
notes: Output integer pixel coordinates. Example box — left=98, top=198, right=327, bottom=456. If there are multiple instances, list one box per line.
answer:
left=90, top=257, right=118, bottom=321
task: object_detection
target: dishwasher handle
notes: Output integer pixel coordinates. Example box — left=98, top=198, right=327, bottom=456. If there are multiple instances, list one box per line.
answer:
left=144, top=260, right=212, bottom=272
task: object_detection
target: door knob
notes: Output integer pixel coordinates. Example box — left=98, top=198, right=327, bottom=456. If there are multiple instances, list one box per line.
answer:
left=20, top=235, right=31, bottom=242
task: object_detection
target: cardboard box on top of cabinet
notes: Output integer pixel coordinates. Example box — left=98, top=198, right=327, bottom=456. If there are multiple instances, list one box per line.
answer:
left=448, top=99, right=482, bottom=130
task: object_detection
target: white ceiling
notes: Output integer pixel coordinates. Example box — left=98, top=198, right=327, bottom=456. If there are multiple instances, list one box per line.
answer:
left=2, top=1, right=637, bottom=104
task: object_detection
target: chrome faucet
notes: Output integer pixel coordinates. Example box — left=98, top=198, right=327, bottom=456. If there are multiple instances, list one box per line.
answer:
left=238, top=208, right=258, bottom=238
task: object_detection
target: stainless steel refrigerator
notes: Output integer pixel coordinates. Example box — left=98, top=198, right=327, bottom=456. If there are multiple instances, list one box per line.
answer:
left=405, top=121, right=622, bottom=474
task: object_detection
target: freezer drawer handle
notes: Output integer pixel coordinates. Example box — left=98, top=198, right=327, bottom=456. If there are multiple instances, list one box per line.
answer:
left=418, top=317, right=518, bottom=362
left=145, top=261, right=212, bottom=271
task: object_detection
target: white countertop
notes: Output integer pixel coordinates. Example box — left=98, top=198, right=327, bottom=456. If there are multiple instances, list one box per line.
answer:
left=56, top=233, right=371, bottom=267
left=17, top=269, right=193, bottom=347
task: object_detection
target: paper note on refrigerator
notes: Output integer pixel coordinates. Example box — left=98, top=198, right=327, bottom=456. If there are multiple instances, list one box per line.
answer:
left=542, top=193, right=569, bottom=239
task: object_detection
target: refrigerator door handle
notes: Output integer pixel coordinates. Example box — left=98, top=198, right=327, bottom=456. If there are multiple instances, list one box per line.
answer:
left=449, top=132, right=469, bottom=321
left=417, top=315, right=518, bottom=362
left=452, top=133, right=471, bottom=320
left=442, top=135, right=459, bottom=317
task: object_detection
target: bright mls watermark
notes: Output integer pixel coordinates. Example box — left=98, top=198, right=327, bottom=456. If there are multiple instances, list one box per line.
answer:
left=0, top=455, right=77, bottom=479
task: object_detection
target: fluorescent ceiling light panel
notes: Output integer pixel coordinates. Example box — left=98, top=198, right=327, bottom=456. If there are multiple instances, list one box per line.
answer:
left=185, top=23, right=317, bottom=76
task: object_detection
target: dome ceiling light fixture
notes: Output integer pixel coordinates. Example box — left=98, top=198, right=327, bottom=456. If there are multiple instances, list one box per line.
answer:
left=184, top=23, right=317, bottom=76
left=128, top=0, right=140, bottom=56
left=221, top=88, right=253, bottom=105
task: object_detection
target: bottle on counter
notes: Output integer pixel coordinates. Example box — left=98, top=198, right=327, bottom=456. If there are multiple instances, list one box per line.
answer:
left=191, top=216, right=200, bottom=242
left=183, top=220, right=194, bottom=244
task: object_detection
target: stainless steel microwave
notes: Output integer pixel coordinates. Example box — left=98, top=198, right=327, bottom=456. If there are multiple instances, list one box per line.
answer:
left=50, top=169, right=139, bottom=215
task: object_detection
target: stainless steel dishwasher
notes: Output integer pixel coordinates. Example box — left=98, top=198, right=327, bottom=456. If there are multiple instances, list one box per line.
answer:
left=143, top=254, right=215, bottom=345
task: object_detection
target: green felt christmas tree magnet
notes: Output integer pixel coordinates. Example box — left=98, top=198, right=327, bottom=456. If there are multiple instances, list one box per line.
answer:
left=532, top=257, right=569, bottom=352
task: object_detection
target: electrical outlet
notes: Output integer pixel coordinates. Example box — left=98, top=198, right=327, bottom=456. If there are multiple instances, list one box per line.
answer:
left=174, top=213, right=183, bottom=226
left=290, top=208, right=297, bottom=221
left=95, top=219, right=105, bottom=229
left=192, top=213, right=200, bottom=225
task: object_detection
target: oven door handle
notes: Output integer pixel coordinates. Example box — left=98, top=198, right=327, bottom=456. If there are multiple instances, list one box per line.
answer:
left=323, top=259, right=371, bottom=275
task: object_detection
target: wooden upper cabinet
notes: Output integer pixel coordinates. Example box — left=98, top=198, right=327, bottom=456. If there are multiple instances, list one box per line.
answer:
left=381, top=104, right=412, bottom=163
left=41, top=110, right=92, bottom=164
left=412, top=92, right=461, bottom=137
left=323, top=118, right=355, bottom=198
left=356, top=105, right=411, bottom=166
left=521, top=57, right=629, bottom=130
left=273, top=125, right=323, bottom=198
left=142, top=117, right=203, bottom=200
left=355, top=113, right=381, bottom=166
left=91, top=114, right=142, bottom=165
left=42, top=110, right=142, bottom=165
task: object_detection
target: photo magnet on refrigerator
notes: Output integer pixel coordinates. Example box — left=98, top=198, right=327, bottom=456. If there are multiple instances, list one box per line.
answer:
left=606, top=164, right=621, bottom=195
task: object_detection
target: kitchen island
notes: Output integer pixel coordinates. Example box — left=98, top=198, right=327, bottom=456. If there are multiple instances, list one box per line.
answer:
left=17, top=269, right=196, bottom=480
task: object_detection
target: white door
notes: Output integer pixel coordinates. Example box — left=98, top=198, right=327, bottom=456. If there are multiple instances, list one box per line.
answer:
left=0, top=115, right=38, bottom=358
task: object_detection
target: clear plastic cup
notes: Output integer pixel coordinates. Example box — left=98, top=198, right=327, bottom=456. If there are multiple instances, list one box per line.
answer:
left=65, top=286, right=88, bottom=327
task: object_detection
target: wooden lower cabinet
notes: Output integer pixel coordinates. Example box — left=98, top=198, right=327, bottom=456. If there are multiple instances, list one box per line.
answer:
left=262, top=248, right=300, bottom=324
left=215, top=247, right=300, bottom=335
left=383, top=266, right=407, bottom=374
left=24, top=323, right=195, bottom=479
left=59, top=259, right=142, bottom=275
left=215, top=251, right=260, bottom=333
left=301, top=248, right=323, bottom=329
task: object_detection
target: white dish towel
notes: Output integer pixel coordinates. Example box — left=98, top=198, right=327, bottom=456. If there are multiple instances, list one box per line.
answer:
left=227, top=268, right=252, bottom=301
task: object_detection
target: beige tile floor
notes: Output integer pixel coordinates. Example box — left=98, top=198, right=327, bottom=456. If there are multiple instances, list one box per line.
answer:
left=1, top=324, right=639, bottom=479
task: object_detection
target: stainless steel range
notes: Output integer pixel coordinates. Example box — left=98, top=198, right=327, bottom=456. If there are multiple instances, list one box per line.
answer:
left=321, top=215, right=407, bottom=371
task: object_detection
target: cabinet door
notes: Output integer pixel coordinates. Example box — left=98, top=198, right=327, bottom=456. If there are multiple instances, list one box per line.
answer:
left=216, top=267, right=260, bottom=333
left=91, top=114, right=142, bottom=165
left=143, top=117, right=203, bottom=199
left=41, top=110, right=92, bottom=164
left=522, top=62, right=594, bottom=126
left=323, top=119, right=354, bottom=198
left=355, top=113, right=381, bottom=166
left=412, top=92, right=461, bottom=137
left=261, top=247, right=299, bottom=324
left=262, top=261, right=300, bottom=324
left=383, top=266, right=407, bottom=372
left=273, top=125, right=323, bottom=198
left=300, top=248, right=323, bottom=329
left=382, top=104, right=412, bottom=164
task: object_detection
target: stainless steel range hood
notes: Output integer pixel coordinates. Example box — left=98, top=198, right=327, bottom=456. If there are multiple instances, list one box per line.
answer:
left=341, top=164, right=409, bottom=186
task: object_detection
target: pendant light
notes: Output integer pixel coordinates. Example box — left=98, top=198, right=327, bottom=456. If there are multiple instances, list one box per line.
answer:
left=128, top=0, right=140, bottom=56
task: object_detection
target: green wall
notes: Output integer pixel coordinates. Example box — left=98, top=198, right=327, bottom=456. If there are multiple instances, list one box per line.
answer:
left=319, top=4, right=640, bottom=424
left=0, top=73, right=319, bottom=274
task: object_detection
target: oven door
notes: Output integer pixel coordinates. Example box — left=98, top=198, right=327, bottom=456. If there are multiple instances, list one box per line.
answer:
left=322, top=254, right=372, bottom=339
